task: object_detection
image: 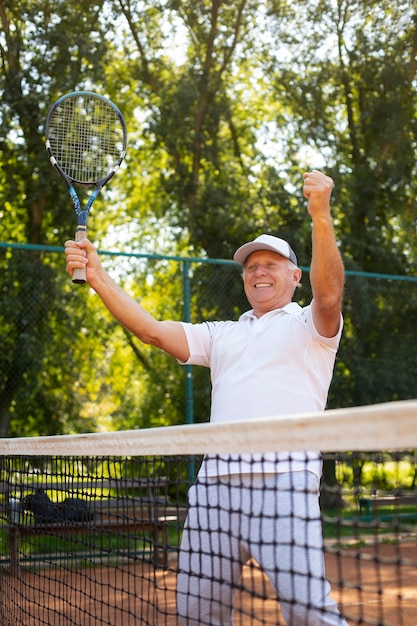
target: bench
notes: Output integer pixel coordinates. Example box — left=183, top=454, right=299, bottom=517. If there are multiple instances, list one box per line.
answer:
left=359, top=490, right=417, bottom=518
left=1, top=478, right=188, bottom=576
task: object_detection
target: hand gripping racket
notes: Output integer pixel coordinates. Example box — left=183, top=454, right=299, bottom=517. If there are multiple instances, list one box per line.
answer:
left=45, top=91, right=127, bottom=284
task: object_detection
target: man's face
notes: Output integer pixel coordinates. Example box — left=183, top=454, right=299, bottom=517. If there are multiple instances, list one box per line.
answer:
left=242, top=250, right=301, bottom=316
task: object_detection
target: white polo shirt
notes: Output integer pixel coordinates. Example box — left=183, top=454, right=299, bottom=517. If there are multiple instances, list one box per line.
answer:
left=180, top=302, right=343, bottom=478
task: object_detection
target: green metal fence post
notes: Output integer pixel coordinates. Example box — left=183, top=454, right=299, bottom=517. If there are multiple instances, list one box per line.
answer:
left=182, top=260, right=194, bottom=426
left=182, top=260, right=196, bottom=483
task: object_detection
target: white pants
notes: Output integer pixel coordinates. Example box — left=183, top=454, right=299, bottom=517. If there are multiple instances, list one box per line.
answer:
left=177, top=472, right=348, bottom=626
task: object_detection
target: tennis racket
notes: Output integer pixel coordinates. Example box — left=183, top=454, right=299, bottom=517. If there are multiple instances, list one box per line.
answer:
left=45, top=91, right=127, bottom=284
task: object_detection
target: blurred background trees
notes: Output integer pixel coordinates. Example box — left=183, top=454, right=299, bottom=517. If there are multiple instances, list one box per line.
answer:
left=0, top=0, right=416, bottom=437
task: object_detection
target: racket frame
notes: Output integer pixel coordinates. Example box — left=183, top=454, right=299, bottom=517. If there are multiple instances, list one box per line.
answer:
left=45, top=91, right=127, bottom=284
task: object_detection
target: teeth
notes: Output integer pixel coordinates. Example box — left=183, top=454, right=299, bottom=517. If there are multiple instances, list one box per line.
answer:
left=255, top=283, right=271, bottom=288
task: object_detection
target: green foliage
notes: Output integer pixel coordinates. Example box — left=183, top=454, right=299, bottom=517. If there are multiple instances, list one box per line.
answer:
left=0, top=0, right=416, bottom=436
left=0, top=0, right=109, bottom=245
left=336, top=452, right=417, bottom=492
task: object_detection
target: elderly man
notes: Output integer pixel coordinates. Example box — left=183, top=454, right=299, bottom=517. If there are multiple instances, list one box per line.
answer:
left=65, top=170, right=346, bottom=625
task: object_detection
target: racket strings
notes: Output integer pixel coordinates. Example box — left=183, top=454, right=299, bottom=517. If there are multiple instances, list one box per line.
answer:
left=48, top=95, right=125, bottom=184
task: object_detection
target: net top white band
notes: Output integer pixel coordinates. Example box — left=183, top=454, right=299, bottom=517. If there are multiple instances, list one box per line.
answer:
left=1, top=399, right=416, bottom=457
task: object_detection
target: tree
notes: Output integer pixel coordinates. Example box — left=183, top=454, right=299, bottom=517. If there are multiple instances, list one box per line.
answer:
left=1, top=0, right=416, bottom=438
left=0, top=0, right=111, bottom=435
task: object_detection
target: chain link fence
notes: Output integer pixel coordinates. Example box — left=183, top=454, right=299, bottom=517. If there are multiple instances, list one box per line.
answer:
left=1, top=243, right=416, bottom=437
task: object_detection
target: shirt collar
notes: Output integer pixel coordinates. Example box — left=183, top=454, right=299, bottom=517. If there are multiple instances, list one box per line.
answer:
left=240, top=301, right=302, bottom=321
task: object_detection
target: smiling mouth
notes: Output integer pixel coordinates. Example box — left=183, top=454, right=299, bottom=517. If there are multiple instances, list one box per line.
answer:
left=255, top=283, right=272, bottom=288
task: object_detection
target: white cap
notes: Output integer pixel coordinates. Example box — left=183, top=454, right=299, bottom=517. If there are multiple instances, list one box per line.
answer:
left=233, top=234, right=298, bottom=266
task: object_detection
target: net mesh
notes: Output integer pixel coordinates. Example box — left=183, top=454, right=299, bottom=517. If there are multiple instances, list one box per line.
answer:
left=1, top=400, right=416, bottom=626
left=46, top=94, right=126, bottom=184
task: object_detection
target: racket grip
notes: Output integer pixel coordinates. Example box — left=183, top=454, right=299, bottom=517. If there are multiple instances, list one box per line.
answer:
left=72, top=226, right=87, bottom=285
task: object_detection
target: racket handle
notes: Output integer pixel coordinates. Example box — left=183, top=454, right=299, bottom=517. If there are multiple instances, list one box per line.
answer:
left=72, top=226, right=87, bottom=285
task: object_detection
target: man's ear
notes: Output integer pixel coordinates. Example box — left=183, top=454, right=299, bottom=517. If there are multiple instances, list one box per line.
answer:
left=294, top=268, right=302, bottom=286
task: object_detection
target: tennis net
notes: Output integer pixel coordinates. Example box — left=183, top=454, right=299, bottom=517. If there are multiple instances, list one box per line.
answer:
left=0, top=399, right=416, bottom=626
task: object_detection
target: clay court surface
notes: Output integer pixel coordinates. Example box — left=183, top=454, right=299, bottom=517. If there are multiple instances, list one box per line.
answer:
left=2, top=543, right=416, bottom=625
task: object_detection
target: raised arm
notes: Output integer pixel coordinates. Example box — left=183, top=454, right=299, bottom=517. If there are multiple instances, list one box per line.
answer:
left=65, top=239, right=190, bottom=362
left=303, top=170, right=344, bottom=338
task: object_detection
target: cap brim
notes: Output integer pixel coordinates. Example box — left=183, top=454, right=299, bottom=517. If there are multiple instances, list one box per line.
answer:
left=234, top=242, right=294, bottom=266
